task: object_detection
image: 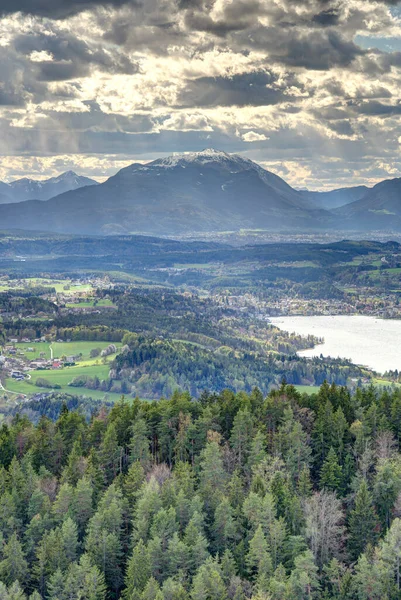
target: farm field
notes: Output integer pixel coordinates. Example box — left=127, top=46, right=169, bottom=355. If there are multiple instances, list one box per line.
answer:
left=293, top=385, right=321, bottom=394
left=51, top=340, right=121, bottom=360
left=4, top=363, right=122, bottom=400
left=11, top=340, right=121, bottom=361
left=0, top=277, right=94, bottom=294
left=65, top=298, right=116, bottom=308
left=13, top=342, right=52, bottom=359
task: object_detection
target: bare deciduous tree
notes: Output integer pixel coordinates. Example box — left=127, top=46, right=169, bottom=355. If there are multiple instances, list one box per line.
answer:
left=303, top=490, right=345, bottom=567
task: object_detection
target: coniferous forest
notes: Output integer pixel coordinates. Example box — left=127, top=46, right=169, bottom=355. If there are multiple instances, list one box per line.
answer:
left=2, top=383, right=401, bottom=599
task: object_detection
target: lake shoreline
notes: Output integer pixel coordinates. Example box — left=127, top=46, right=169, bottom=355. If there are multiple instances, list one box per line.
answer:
left=270, top=314, right=401, bottom=374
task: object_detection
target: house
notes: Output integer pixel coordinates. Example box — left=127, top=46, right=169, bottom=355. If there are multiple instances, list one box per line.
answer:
left=66, top=355, right=79, bottom=362
left=11, top=371, right=25, bottom=380
left=52, top=361, right=62, bottom=369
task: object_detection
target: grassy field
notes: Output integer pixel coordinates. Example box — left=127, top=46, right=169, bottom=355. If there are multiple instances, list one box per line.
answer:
left=10, top=341, right=120, bottom=361
left=3, top=342, right=123, bottom=401
left=4, top=380, right=125, bottom=402
left=65, top=299, right=116, bottom=308
left=51, top=341, right=120, bottom=360
left=0, top=277, right=94, bottom=294
left=4, top=363, right=125, bottom=401
left=373, top=378, right=401, bottom=388
left=294, top=385, right=321, bottom=394
left=14, top=342, right=52, bottom=359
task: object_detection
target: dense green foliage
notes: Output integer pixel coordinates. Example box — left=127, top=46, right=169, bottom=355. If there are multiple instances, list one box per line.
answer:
left=111, top=337, right=367, bottom=397
left=2, top=382, right=401, bottom=599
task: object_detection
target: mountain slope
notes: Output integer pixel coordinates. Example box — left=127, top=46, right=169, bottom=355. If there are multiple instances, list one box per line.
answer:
left=0, top=149, right=331, bottom=235
left=299, top=185, right=370, bottom=210
left=335, top=178, right=401, bottom=230
left=0, top=171, right=98, bottom=204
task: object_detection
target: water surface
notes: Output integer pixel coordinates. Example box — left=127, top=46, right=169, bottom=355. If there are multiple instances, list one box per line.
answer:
left=270, top=315, right=401, bottom=374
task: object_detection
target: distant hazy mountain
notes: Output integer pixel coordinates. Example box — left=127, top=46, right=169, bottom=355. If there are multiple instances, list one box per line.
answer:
left=335, top=178, right=401, bottom=229
left=0, top=171, right=98, bottom=204
left=299, top=185, right=370, bottom=210
left=0, top=149, right=331, bottom=235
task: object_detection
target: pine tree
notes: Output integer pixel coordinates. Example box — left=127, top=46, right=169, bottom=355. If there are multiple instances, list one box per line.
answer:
left=230, top=408, right=254, bottom=467
left=353, top=553, right=383, bottom=600
left=289, top=550, right=320, bottom=600
left=191, top=557, right=228, bottom=600
left=184, top=515, right=209, bottom=575
left=320, top=447, right=342, bottom=493
left=166, top=532, right=190, bottom=578
left=124, top=539, right=151, bottom=598
left=124, top=461, right=145, bottom=506
left=61, top=439, right=85, bottom=486
left=380, top=517, right=401, bottom=593
left=212, top=497, right=238, bottom=554
left=73, top=477, right=93, bottom=537
left=297, top=466, right=313, bottom=498
left=86, top=447, right=105, bottom=499
left=246, top=525, right=272, bottom=581
left=198, top=441, right=227, bottom=514
left=0, top=533, right=29, bottom=587
left=60, top=517, right=78, bottom=565
left=348, top=480, right=378, bottom=560
left=98, top=423, right=122, bottom=484
left=52, top=482, right=75, bottom=523
left=129, top=416, right=151, bottom=468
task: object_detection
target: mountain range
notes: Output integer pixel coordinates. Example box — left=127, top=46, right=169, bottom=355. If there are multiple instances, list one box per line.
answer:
left=0, top=171, right=97, bottom=204
left=0, top=149, right=399, bottom=235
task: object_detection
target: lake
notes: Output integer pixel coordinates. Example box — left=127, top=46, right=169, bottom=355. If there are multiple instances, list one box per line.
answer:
left=270, top=315, right=401, bottom=374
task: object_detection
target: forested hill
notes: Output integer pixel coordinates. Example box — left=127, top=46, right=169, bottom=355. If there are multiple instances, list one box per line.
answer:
left=2, top=383, right=401, bottom=599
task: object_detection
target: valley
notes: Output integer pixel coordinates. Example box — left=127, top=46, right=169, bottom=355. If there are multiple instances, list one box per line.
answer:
left=1, top=232, right=401, bottom=413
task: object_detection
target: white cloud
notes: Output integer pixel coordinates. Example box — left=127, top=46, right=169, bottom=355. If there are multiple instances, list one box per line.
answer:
left=242, top=130, right=269, bottom=142
left=0, top=0, right=399, bottom=186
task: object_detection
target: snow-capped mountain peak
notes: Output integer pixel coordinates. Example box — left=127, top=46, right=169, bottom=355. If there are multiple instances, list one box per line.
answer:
left=0, top=171, right=98, bottom=204
left=150, top=148, right=238, bottom=169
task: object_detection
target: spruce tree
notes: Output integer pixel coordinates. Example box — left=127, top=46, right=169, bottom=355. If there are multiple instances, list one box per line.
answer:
left=0, top=533, right=29, bottom=587
left=320, top=447, right=342, bottom=492
left=348, top=480, right=378, bottom=560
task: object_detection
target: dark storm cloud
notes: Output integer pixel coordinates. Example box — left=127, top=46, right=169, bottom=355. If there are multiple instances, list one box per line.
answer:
left=14, top=31, right=139, bottom=81
left=34, top=102, right=155, bottom=133
left=0, top=47, right=48, bottom=106
left=183, top=0, right=264, bottom=37
left=243, top=29, right=365, bottom=69
left=326, top=119, right=355, bottom=136
left=312, top=9, right=340, bottom=26
left=176, top=71, right=300, bottom=108
left=354, top=100, right=401, bottom=116
left=0, top=0, right=134, bottom=19
left=1, top=0, right=401, bottom=188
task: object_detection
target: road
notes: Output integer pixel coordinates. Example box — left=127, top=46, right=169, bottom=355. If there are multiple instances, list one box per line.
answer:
left=0, top=379, right=27, bottom=398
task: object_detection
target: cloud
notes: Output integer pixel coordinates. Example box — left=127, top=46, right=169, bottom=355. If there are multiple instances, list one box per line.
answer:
left=177, top=70, right=305, bottom=108
left=0, top=0, right=401, bottom=189
left=0, top=0, right=134, bottom=19
left=242, top=131, right=269, bottom=142
left=14, top=30, right=139, bottom=80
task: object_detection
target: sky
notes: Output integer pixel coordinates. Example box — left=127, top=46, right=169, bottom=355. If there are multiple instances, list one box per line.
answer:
left=0, top=0, right=401, bottom=189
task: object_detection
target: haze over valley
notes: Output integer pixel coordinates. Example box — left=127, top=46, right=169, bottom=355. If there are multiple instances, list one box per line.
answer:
left=1, top=149, right=401, bottom=237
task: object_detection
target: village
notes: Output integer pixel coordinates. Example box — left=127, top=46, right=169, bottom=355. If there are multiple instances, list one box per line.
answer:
left=220, top=290, right=401, bottom=320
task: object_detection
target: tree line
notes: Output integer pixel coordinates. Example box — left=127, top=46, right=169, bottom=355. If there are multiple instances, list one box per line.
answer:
left=1, top=383, right=401, bottom=598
